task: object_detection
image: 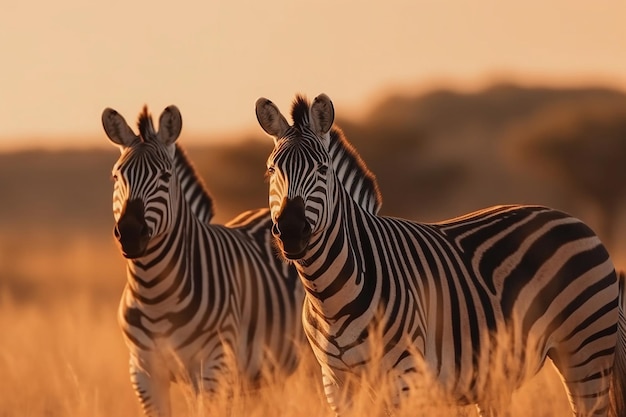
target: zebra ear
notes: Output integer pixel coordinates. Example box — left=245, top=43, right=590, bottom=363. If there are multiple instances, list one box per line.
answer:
left=310, top=94, right=334, bottom=138
left=255, top=98, right=290, bottom=142
left=102, top=108, right=139, bottom=150
left=157, top=105, right=182, bottom=146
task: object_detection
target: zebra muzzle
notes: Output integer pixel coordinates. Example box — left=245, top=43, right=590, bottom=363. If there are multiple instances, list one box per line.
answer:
left=115, top=199, right=150, bottom=259
left=273, top=196, right=311, bottom=260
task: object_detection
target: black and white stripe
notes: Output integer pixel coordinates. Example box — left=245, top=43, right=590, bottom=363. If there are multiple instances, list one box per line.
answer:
left=102, top=105, right=304, bottom=417
left=256, top=93, right=626, bottom=417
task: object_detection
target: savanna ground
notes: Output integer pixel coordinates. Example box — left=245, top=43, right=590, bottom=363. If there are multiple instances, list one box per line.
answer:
left=0, top=232, right=577, bottom=417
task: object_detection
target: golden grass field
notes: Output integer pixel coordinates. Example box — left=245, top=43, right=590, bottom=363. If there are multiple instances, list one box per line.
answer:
left=0, top=232, right=578, bottom=417
left=4, top=85, right=626, bottom=415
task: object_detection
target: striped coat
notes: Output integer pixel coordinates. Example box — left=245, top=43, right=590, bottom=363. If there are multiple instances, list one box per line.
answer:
left=256, top=93, right=626, bottom=417
left=103, top=105, right=304, bottom=417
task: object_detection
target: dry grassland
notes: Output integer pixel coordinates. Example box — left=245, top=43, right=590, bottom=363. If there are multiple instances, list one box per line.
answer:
left=0, top=233, right=580, bottom=417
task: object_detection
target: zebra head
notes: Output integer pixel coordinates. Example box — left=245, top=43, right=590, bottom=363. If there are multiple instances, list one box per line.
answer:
left=256, top=94, right=335, bottom=260
left=102, top=105, right=182, bottom=259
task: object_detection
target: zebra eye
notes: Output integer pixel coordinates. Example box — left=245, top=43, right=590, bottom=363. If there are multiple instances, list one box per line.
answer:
left=111, top=173, right=118, bottom=182
left=267, top=166, right=276, bottom=176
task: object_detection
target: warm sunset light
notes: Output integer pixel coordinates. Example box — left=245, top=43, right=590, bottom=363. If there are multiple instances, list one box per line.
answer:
left=1, top=0, right=625, bottom=149
left=3, top=2, right=626, bottom=417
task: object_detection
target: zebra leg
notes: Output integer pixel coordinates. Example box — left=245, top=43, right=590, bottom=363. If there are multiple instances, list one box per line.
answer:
left=193, top=352, right=237, bottom=410
left=609, top=271, right=626, bottom=417
left=475, top=404, right=495, bottom=417
left=129, top=358, right=171, bottom=417
left=475, top=403, right=509, bottom=417
left=321, top=367, right=349, bottom=417
left=474, top=379, right=513, bottom=417
left=549, top=348, right=614, bottom=416
left=197, top=360, right=231, bottom=396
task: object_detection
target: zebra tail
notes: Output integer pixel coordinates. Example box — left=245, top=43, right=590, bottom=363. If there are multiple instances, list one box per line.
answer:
left=610, top=270, right=626, bottom=417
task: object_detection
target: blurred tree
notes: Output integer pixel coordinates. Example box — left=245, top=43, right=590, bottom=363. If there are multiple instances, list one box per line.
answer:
left=4, top=83, right=626, bottom=247
left=340, top=84, right=626, bottom=220
left=338, top=118, right=468, bottom=219
left=515, top=100, right=626, bottom=247
left=187, top=140, right=273, bottom=222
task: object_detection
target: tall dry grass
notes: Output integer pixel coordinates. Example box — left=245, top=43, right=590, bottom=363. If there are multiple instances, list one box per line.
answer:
left=0, top=234, right=576, bottom=416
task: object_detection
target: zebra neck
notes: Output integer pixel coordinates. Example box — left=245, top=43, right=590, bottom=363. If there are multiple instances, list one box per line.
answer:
left=296, top=191, right=368, bottom=319
left=124, top=198, right=197, bottom=299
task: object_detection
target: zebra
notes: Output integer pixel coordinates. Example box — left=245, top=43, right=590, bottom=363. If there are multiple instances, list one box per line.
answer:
left=101, top=105, right=306, bottom=417
left=255, top=93, right=626, bottom=417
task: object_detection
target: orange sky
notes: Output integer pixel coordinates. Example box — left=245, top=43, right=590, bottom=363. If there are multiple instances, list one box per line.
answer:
left=1, top=0, right=625, bottom=150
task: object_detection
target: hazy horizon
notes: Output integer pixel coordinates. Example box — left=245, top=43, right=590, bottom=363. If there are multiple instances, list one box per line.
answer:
left=2, top=0, right=625, bottom=151
left=3, top=77, right=626, bottom=153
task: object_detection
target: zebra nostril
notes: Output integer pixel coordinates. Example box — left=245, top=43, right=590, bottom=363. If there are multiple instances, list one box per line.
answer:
left=140, top=222, right=150, bottom=238
left=114, top=224, right=121, bottom=239
left=272, top=223, right=281, bottom=237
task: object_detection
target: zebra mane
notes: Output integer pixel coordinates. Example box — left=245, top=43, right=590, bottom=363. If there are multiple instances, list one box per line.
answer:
left=290, top=94, right=383, bottom=212
left=329, top=126, right=383, bottom=213
left=291, top=94, right=311, bottom=130
left=174, top=143, right=215, bottom=223
left=137, top=105, right=156, bottom=142
left=132, top=105, right=215, bottom=222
